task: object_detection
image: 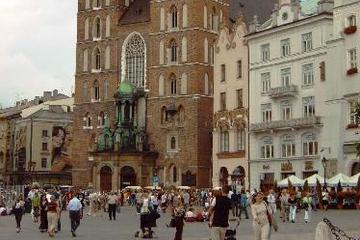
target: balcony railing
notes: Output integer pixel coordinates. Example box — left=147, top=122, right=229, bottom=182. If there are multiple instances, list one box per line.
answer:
left=250, top=116, right=321, bottom=132
left=268, top=85, right=298, bottom=99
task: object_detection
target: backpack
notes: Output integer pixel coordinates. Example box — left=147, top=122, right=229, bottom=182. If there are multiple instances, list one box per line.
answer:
left=32, top=193, right=40, bottom=207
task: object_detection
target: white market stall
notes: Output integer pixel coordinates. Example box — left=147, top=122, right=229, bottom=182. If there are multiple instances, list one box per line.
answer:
left=349, top=173, right=360, bottom=186
left=278, top=175, right=304, bottom=187
left=304, top=174, right=327, bottom=186
left=327, top=173, right=352, bottom=187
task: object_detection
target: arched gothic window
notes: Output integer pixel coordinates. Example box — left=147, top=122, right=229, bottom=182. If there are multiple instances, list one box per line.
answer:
left=94, top=17, right=101, bottom=39
left=220, top=129, right=229, bottom=152
left=125, top=34, right=145, bottom=88
left=103, top=79, right=109, bottom=100
left=84, top=112, right=92, bottom=127
left=170, top=137, right=176, bottom=149
left=170, top=74, right=177, bottom=95
left=171, top=6, right=178, bottom=28
left=178, top=105, right=185, bottom=122
left=94, top=47, right=101, bottom=70
left=93, top=80, right=100, bottom=101
left=83, top=81, right=88, bottom=101
left=99, top=111, right=106, bottom=126
left=170, top=40, right=177, bottom=63
left=161, top=106, right=167, bottom=123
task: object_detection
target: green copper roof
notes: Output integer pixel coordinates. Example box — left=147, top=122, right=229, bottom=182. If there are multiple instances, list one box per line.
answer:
left=301, top=0, right=320, bottom=15
left=118, top=80, right=135, bottom=95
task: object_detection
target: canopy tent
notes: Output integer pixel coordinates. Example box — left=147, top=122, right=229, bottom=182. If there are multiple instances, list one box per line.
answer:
left=144, top=186, right=162, bottom=190
left=349, top=172, right=360, bottom=186
left=278, top=175, right=304, bottom=187
left=304, top=174, right=326, bottom=186
left=176, top=186, right=191, bottom=190
left=328, top=173, right=352, bottom=187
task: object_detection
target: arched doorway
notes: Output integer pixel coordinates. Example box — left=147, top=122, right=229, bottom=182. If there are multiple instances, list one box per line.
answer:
left=100, top=166, right=112, bottom=192
left=231, top=166, right=246, bottom=192
left=120, top=166, right=136, bottom=189
left=219, top=167, right=229, bottom=186
left=351, top=162, right=360, bottom=176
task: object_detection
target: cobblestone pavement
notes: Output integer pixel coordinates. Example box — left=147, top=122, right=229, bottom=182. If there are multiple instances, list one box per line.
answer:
left=0, top=207, right=359, bottom=240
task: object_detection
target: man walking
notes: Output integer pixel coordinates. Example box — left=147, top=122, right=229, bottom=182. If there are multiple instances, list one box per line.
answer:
left=238, top=189, right=249, bottom=220
left=107, top=192, right=118, bottom=220
left=208, top=185, right=232, bottom=240
left=67, top=193, right=82, bottom=237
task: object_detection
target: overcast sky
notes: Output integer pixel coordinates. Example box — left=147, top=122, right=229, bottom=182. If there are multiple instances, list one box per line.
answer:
left=0, top=1, right=77, bottom=108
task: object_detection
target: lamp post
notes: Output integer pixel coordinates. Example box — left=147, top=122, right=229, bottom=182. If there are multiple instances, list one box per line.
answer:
left=321, top=157, right=329, bottom=189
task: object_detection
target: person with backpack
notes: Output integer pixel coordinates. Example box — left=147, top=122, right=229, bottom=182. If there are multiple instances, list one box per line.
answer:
left=31, top=192, right=41, bottom=223
left=239, top=189, right=249, bottom=219
left=13, top=194, right=25, bottom=233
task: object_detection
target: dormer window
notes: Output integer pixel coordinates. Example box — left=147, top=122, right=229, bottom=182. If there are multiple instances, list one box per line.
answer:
left=348, top=15, right=356, bottom=27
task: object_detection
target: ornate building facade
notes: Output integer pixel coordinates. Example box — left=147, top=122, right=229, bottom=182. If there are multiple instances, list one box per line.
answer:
left=212, top=17, right=249, bottom=190
left=247, top=0, right=334, bottom=190
left=72, top=0, right=229, bottom=190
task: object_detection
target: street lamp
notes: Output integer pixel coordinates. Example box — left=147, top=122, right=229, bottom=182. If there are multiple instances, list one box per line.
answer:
left=321, top=157, right=329, bottom=189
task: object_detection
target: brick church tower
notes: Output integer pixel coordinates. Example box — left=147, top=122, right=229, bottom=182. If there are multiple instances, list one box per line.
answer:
left=72, top=0, right=229, bottom=190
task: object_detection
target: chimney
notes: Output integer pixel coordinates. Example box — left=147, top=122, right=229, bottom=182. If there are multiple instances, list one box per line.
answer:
left=318, top=0, right=334, bottom=14
left=249, top=15, right=259, bottom=33
left=271, top=3, right=279, bottom=27
left=53, top=89, right=59, bottom=97
left=16, top=101, right=20, bottom=107
left=43, top=91, right=52, bottom=101
left=291, top=0, right=301, bottom=21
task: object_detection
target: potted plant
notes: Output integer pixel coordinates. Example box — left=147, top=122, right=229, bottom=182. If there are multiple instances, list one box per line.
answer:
left=347, top=123, right=359, bottom=129
left=347, top=67, right=358, bottom=76
left=344, top=25, right=357, bottom=35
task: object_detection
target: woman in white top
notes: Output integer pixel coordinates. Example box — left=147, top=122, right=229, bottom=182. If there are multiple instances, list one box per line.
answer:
left=251, top=192, right=276, bottom=240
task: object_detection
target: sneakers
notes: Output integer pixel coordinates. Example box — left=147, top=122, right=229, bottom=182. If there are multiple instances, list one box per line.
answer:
left=16, top=227, right=20, bottom=233
left=71, top=230, right=77, bottom=237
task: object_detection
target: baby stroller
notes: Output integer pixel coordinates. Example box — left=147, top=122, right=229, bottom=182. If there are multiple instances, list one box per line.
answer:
left=225, top=219, right=241, bottom=240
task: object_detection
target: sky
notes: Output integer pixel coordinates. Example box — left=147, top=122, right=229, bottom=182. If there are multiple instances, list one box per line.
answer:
left=0, top=1, right=77, bottom=108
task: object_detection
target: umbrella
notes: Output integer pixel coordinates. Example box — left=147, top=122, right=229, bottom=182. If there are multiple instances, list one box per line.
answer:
left=328, top=173, right=352, bottom=187
left=304, top=174, right=326, bottom=186
left=278, top=175, right=304, bottom=187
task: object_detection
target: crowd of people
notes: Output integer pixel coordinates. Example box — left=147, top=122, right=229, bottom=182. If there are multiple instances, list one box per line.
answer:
left=1, top=183, right=359, bottom=240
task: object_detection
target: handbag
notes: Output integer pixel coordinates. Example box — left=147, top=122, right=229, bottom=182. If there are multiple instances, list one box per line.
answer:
left=265, top=203, right=278, bottom=232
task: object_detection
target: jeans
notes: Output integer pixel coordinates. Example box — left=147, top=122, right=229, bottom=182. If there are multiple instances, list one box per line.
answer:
left=239, top=206, right=249, bottom=219
left=232, top=202, right=239, bottom=217
left=108, top=204, right=116, bottom=220
left=304, top=207, right=311, bottom=222
left=211, top=227, right=226, bottom=240
left=289, top=205, right=297, bottom=222
left=174, top=222, right=184, bottom=240
left=69, top=210, right=81, bottom=233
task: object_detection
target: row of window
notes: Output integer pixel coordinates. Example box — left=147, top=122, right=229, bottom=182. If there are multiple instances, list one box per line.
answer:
left=219, top=89, right=243, bottom=111
left=220, top=60, right=243, bottom=82
left=260, top=63, right=317, bottom=93
left=219, top=129, right=246, bottom=153
left=84, top=111, right=108, bottom=128
left=82, top=79, right=109, bottom=102
left=84, top=0, right=111, bottom=10
left=159, top=5, right=221, bottom=32
left=260, top=32, right=313, bottom=61
left=260, top=97, right=315, bottom=122
left=82, top=46, right=111, bottom=72
left=84, top=15, right=111, bottom=41
left=158, top=37, right=215, bottom=66
left=258, top=133, right=318, bottom=159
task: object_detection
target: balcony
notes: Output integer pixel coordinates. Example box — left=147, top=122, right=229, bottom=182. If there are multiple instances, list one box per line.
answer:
left=250, top=116, right=322, bottom=133
left=268, top=85, right=298, bottom=99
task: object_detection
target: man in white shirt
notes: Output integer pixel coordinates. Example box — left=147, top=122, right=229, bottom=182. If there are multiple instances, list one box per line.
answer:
left=67, top=194, right=82, bottom=237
